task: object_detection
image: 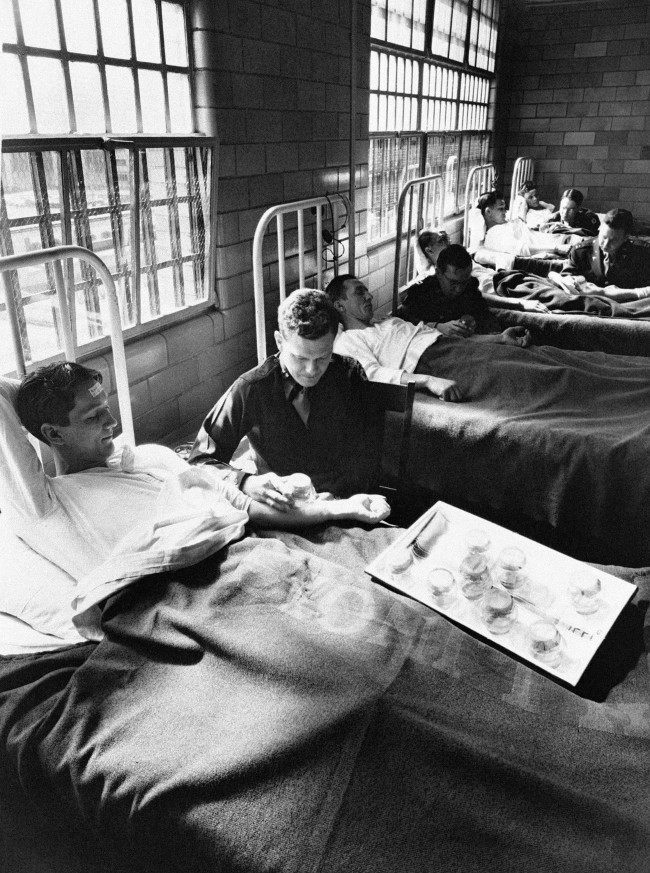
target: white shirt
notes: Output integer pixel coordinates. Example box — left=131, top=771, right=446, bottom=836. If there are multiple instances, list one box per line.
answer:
left=333, top=318, right=441, bottom=385
left=0, top=377, right=251, bottom=637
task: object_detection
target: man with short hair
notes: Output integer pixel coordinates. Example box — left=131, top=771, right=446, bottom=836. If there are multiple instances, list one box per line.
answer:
left=189, top=289, right=385, bottom=508
left=469, top=190, right=572, bottom=270
left=562, top=208, right=650, bottom=300
left=325, top=274, right=463, bottom=401
left=398, top=244, right=531, bottom=346
left=541, top=188, right=600, bottom=236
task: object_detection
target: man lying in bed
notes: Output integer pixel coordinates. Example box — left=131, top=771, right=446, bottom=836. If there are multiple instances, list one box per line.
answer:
left=469, top=190, right=579, bottom=275
left=539, top=188, right=600, bottom=237
left=561, top=208, right=650, bottom=302
left=398, top=243, right=533, bottom=342
left=189, top=289, right=386, bottom=511
left=0, top=364, right=389, bottom=609
left=325, top=272, right=533, bottom=401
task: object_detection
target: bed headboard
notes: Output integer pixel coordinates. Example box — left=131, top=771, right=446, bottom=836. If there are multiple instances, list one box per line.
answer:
left=392, top=173, right=444, bottom=315
left=509, top=157, right=535, bottom=209
left=252, top=194, right=351, bottom=364
left=462, top=163, right=495, bottom=245
left=0, top=246, right=135, bottom=447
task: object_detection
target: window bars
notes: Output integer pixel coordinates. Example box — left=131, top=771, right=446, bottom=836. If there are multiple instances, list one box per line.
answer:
left=0, top=136, right=216, bottom=374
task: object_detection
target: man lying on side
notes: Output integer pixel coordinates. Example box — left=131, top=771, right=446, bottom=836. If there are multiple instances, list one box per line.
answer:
left=561, top=208, right=650, bottom=302
left=189, top=289, right=386, bottom=511
left=0, top=364, right=389, bottom=593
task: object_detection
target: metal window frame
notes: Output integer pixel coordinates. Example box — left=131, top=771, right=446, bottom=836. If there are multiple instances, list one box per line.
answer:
left=1, top=134, right=217, bottom=369
left=2, top=0, right=194, bottom=136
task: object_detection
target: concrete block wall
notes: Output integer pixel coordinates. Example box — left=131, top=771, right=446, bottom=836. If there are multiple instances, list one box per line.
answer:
left=496, top=0, right=650, bottom=226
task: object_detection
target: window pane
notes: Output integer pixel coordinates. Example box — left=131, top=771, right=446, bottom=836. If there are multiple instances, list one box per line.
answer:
left=370, top=0, right=386, bottom=41
left=132, top=0, right=161, bottom=63
left=28, top=57, right=69, bottom=133
left=168, top=73, right=193, bottom=133
left=61, top=0, right=97, bottom=55
left=139, top=69, right=166, bottom=132
left=70, top=62, right=105, bottom=132
left=0, top=55, right=30, bottom=134
left=98, top=0, right=131, bottom=59
left=162, top=1, right=187, bottom=66
left=2, top=0, right=17, bottom=42
left=20, top=0, right=59, bottom=50
left=146, top=149, right=167, bottom=200
left=370, top=51, right=379, bottom=90
left=106, top=65, right=137, bottom=131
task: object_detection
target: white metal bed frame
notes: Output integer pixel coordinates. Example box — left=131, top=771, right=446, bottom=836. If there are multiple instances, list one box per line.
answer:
left=0, top=245, right=135, bottom=446
left=252, top=194, right=351, bottom=364
left=509, top=156, right=535, bottom=212
left=462, top=163, right=495, bottom=245
left=392, top=173, right=444, bottom=314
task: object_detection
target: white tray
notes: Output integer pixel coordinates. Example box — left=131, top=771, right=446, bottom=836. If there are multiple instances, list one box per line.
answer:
left=365, top=501, right=637, bottom=685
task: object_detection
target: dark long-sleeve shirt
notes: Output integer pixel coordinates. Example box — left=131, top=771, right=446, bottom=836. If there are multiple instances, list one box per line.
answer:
left=188, top=353, right=383, bottom=498
left=397, top=274, right=502, bottom=333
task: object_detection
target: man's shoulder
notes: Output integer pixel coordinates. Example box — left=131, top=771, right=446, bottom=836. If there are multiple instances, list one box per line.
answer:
left=230, top=356, right=281, bottom=389
left=329, top=351, right=367, bottom=381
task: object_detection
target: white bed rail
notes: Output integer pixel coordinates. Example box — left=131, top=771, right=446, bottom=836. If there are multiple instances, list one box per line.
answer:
left=0, top=245, right=135, bottom=446
left=509, top=157, right=535, bottom=211
left=463, top=163, right=495, bottom=245
left=392, top=173, right=444, bottom=314
left=252, top=194, right=351, bottom=364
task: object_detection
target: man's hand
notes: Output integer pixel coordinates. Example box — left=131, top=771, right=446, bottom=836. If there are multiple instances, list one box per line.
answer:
left=337, top=494, right=391, bottom=524
left=520, top=299, right=550, bottom=313
left=423, top=376, right=464, bottom=401
left=241, top=472, right=293, bottom=510
left=435, top=318, right=474, bottom=338
left=500, top=326, right=532, bottom=348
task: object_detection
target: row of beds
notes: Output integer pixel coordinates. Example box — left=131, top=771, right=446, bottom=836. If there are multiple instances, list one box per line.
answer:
left=0, top=163, right=648, bottom=873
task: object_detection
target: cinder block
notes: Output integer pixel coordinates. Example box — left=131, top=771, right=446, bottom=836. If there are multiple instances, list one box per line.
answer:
left=217, top=241, right=252, bottom=278
left=209, top=310, right=226, bottom=344
left=190, top=0, right=228, bottom=31
left=133, top=399, right=179, bottom=445
left=164, top=313, right=215, bottom=365
left=265, top=142, right=299, bottom=173
left=261, top=6, right=296, bottom=44
left=235, top=143, right=265, bottom=176
left=222, top=301, right=255, bottom=338
left=598, top=102, right=633, bottom=117
left=611, top=116, right=645, bottom=130
left=196, top=337, right=240, bottom=382
left=533, top=132, right=564, bottom=146
left=232, top=73, right=265, bottom=109
left=247, top=173, right=284, bottom=208
left=623, top=160, right=650, bottom=174
left=535, top=103, right=567, bottom=118
left=245, top=109, right=283, bottom=143
left=218, top=144, right=236, bottom=177
left=602, top=71, right=636, bottom=87
left=575, top=42, right=607, bottom=58
left=177, top=381, right=224, bottom=428
left=241, top=39, right=281, bottom=76
left=326, top=140, right=349, bottom=166
left=579, top=117, right=612, bottom=132
left=636, top=70, right=650, bottom=86
left=217, top=177, right=249, bottom=213
left=216, top=212, right=240, bottom=247
left=211, top=108, right=247, bottom=144
left=283, top=112, right=313, bottom=142
left=548, top=118, right=575, bottom=132
left=583, top=86, right=617, bottom=102
left=299, top=141, right=326, bottom=170
left=228, top=0, right=262, bottom=39
left=564, top=131, right=596, bottom=146
left=283, top=171, right=314, bottom=201
left=148, top=359, right=199, bottom=406
left=607, top=39, right=643, bottom=57
left=125, top=333, right=167, bottom=382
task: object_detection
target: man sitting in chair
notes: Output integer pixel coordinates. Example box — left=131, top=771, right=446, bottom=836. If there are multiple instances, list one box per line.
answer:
left=399, top=244, right=532, bottom=344
left=561, top=208, right=650, bottom=302
left=189, top=289, right=387, bottom=511
left=0, top=363, right=390, bottom=596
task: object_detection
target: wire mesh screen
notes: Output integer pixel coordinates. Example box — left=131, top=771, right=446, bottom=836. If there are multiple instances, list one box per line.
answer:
left=0, top=142, right=213, bottom=373
left=369, top=135, right=422, bottom=243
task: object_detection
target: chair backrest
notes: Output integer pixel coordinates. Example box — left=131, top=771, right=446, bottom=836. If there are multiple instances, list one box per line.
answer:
left=362, top=380, right=415, bottom=494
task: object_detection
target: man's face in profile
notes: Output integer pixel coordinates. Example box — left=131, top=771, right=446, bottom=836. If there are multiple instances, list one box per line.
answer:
left=275, top=330, right=334, bottom=389
left=436, top=264, right=473, bottom=298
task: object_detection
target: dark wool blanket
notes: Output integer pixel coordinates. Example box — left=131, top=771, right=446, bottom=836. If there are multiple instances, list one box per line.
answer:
left=0, top=524, right=648, bottom=873
left=407, top=340, right=650, bottom=566
left=483, top=271, right=650, bottom=355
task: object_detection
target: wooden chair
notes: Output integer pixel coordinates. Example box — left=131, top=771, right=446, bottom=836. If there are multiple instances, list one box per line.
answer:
left=362, top=380, right=420, bottom=525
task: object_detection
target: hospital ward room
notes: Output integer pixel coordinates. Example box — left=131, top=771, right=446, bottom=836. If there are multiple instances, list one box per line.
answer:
left=0, top=1, right=649, bottom=871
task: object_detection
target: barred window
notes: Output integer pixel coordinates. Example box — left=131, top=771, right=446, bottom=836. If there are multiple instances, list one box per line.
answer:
left=1, top=0, right=192, bottom=135
left=368, top=0, right=499, bottom=244
left=371, top=0, right=427, bottom=51
left=0, top=1, right=217, bottom=375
